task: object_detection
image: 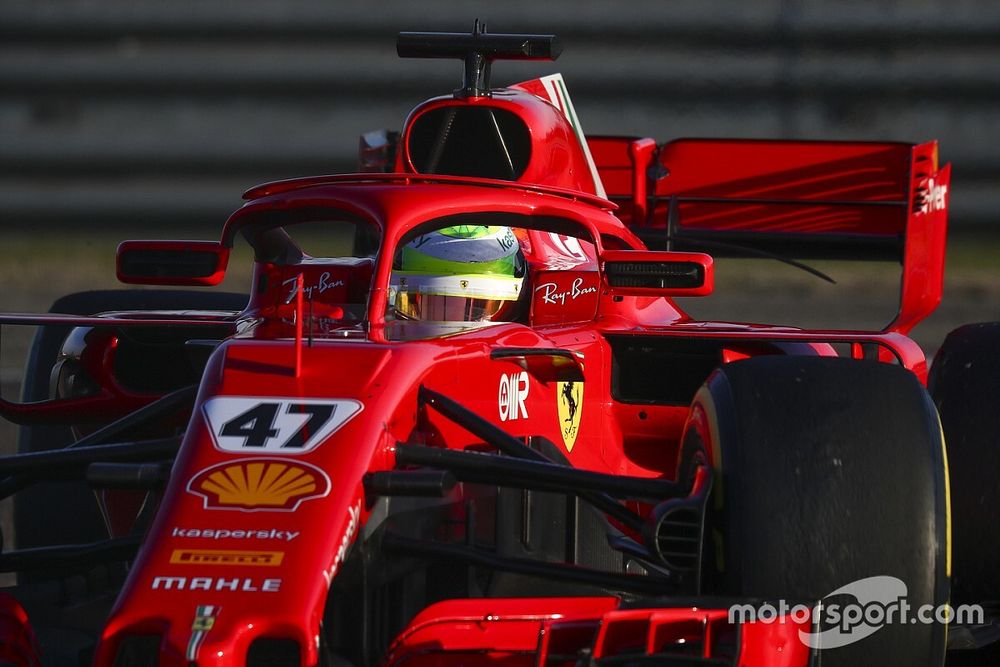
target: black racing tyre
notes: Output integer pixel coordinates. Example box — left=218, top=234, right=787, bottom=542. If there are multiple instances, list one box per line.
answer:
left=684, top=356, right=949, bottom=667
left=14, top=289, right=248, bottom=555
left=929, top=323, right=1000, bottom=610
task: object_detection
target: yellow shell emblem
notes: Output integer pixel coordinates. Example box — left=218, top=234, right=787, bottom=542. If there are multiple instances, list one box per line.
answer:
left=557, top=381, right=583, bottom=452
left=188, top=458, right=330, bottom=511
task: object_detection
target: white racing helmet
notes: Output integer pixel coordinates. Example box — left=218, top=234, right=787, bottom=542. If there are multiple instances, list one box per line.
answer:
left=390, top=225, right=526, bottom=322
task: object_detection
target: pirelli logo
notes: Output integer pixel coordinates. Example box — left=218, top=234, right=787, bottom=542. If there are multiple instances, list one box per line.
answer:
left=170, top=549, right=284, bottom=567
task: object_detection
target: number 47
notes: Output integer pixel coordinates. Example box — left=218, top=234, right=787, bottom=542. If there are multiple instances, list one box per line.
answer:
left=219, top=402, right=336, bottom=450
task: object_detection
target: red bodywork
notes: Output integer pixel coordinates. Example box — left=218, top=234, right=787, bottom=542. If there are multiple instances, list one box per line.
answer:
left=0, top=595, right=40, bottom=667
left=0, top=54, right=950, bottom=667
left=382, top=598, right=810, bottom=666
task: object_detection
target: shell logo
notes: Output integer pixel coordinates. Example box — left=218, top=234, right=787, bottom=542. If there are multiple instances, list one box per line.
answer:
left=187, top=458, right=331, bottom=512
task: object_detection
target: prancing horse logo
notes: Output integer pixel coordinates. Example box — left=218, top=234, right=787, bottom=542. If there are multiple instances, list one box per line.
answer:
left=556, top=381, right=583, bottom=452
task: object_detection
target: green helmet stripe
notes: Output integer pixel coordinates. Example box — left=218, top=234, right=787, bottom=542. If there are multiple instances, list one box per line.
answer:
left=401, top=246, right=517, bottom=276
left=400, top=226, right=520, bottom=276
left=436, top=225, right=504, bottom=239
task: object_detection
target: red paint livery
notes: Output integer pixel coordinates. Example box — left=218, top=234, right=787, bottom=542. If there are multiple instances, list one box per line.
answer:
left=0, top=28, right=990, bottom=667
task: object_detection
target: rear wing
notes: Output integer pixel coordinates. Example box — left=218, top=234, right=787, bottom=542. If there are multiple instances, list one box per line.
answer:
left=588, top=137, right=950, bottom=334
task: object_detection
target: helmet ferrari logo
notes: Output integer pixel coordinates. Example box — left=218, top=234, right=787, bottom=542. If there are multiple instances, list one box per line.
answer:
left=557, top=381, right=583, bottom=452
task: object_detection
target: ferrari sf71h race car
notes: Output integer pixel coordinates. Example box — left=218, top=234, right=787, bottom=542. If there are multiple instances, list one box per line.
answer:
left=0, top=28, right=996, bottom=667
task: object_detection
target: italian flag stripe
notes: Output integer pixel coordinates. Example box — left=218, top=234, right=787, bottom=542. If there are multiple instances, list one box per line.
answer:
left=537, top=74, right=607, bottom=198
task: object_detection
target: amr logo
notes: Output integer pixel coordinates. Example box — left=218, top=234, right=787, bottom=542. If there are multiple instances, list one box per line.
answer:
left=498, top=372, right=529, bottom=422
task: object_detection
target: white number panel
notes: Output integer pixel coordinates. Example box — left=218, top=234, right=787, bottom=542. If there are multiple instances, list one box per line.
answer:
left=202, top=397, right=363, bottom=454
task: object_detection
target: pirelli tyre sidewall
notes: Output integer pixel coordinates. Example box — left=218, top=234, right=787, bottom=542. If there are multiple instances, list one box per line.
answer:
left=684, top=356, right=949, bottom=667
left=929, top=322, right=1000, bottom=608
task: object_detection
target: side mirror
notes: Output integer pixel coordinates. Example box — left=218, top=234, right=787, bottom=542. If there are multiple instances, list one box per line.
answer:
left=359, top=129, right=400, bottom=173
left=117, top=240, right=230, bottom=286
left=601, top=250, right=714, bottom=296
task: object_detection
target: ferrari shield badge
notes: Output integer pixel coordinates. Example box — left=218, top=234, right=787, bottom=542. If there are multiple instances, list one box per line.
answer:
left=557, top=381, right=583, bottom=451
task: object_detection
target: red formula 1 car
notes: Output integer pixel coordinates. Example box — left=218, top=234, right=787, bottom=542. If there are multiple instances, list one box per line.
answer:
left=0, top=29, right=997, bottom=667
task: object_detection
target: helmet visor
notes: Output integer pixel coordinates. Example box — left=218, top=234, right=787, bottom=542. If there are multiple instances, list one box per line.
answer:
left=393, top=292, right=512, bottom=322
left=390, top=272, right=521, bottom=322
